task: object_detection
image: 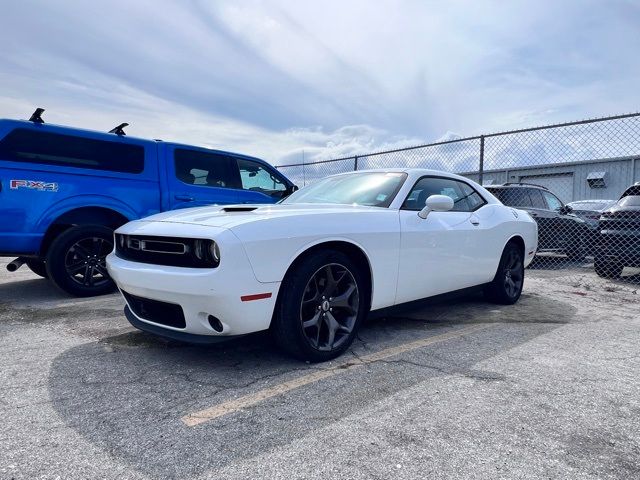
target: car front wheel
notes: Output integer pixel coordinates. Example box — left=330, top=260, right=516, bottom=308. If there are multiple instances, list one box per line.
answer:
left=272, top=250, right=369, bottom=362
left=594, top=256, right=623, bottom=279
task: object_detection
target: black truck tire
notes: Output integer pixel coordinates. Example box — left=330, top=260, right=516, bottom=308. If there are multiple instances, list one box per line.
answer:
left=46, top=225, right=116, bottom=297
left=26, top=259, right=48, bottom=278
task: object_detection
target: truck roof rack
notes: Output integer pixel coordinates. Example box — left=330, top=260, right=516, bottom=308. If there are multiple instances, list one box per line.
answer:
left=502, top=182, right=549, bottom=190
left=108, top=123, right=129, bottom=136
left=29, top=108, right=45, bottom=124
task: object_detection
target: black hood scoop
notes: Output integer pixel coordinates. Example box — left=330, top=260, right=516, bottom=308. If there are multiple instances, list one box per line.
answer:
left=222, top=206, right=259, bottom=213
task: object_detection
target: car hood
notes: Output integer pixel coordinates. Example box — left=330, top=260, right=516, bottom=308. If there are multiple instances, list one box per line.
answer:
left=138, top=203, right=385, bottom=229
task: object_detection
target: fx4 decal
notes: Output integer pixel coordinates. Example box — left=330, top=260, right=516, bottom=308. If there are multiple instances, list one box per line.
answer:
left=10, top=179, right=59, bottom=192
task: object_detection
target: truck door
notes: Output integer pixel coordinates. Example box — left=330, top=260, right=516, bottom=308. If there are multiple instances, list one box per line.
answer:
left=166, top=146, right=240, bottom=209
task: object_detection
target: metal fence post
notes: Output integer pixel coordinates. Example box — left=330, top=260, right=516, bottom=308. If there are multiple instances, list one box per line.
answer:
left=354, top=156, right=359, bottom=171
left=479, top=135, right=485, bottom=185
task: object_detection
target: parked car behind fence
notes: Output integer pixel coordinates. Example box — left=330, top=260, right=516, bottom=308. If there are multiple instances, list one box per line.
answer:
left=485, top=183, right=590, bottom=261
left=595, top=183, right=640, bottom=278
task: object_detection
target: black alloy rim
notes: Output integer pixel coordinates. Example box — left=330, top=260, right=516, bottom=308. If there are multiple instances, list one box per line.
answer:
left=65, top=237, right=112, bottom=287
left=300, top=263, right=360, bottom=351
left=503, top=249, right=524, bottom=298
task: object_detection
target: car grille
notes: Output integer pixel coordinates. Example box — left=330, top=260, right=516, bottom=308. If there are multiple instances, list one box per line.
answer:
left=122, top=290, right=186, bottom=329
left=115, top=234, right=219, bottom=268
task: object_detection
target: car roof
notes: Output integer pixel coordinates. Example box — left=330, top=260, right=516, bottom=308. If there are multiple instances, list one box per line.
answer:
left=330, top=168, right=473, bottom=180
left=567, top=199, right=616, bottom=204
left=485, top=183, right=548, bottom=190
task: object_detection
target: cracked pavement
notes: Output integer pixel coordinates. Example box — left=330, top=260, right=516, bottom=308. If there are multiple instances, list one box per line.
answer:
left=0, top=259, right=639, bottom=479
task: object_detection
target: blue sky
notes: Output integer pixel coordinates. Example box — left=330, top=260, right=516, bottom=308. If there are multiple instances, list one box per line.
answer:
left=1, top=0, right=639, bottom=165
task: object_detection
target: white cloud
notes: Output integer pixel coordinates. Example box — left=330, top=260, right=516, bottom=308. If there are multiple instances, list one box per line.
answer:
left=0, top=0, right=638, bottom=168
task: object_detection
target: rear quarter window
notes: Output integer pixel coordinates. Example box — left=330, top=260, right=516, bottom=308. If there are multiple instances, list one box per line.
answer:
left=0, top=128, right=145, bottom=174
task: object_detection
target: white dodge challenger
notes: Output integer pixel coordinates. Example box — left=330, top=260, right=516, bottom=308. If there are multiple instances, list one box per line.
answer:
left=107, top=169, right=537, bottom=361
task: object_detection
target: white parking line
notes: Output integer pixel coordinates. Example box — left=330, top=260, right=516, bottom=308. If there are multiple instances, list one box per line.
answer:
left=181, top=323, right=490, bottom=427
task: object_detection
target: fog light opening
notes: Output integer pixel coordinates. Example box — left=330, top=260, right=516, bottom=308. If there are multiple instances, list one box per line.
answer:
left=208, top=315, right=224, bottom=333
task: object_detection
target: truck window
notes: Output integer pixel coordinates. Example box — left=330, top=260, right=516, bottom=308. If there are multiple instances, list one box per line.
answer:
left=237, top=159, right=287, bottom=198
left=0, top=128, right=144, bottom=173
left=174, top=149, right=241, bottom=189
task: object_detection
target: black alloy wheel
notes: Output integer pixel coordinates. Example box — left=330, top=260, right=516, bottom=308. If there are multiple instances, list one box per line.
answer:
left=46, top=225, right=117, bottom=297
left=484, top=242, right=525, bottom=305
left=272, top=249, right=369, bottom=362
left=300, top=263, right=360, bottom=352
left=502, top=248, right=524, bottom=299
left=64, top=237, right=112, bottom=288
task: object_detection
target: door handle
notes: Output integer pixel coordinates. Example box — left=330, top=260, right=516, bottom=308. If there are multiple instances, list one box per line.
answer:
left=470, top=217, right=480, bottom=226
left=175, top=194, right=194, bottom=202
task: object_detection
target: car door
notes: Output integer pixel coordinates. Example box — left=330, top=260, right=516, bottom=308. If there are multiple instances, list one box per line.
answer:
left=167, top=147, right=240, bottom=209
left=527, top=188, right=557, bottom=250
left=540, top=189, right=583, bottom=252
left=396, top=176, right=491, bottom=304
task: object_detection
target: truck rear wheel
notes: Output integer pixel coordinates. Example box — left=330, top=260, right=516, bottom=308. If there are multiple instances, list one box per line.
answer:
left=46, top=225, right=116, bottom=297
left=26, top=259, right=48, bottom=278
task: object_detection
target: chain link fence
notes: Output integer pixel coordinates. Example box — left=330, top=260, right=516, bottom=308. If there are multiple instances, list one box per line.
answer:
left=277, top=113, right=640, bottom=288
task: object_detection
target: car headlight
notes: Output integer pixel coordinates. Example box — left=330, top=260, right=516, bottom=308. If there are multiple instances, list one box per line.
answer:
left=210, top=241, right=220, bottom=264
left=193, top=239, right=220, bottom=267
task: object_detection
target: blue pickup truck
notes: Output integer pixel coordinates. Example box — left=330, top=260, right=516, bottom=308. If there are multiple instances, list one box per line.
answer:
left=0, top=110, right=296, bottom=296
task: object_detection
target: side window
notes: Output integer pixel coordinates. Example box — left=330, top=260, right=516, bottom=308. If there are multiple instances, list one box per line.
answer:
left=500, top=188, right=532, bottom=208
left=237, top=159, right=287, bottom=198
left=174, top=149, right=241, bottom=189
left=541, top=190, right=563, bottom=211
left=460, top=182, right=486, bottom=210
left=0, top=128, right=144, bottom=173
left=528, top=189, right=547, bottom=209
left=402, top=177, right=485, bottom=212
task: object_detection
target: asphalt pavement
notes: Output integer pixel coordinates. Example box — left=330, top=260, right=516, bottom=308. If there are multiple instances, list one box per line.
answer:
left=0, top=259, right=638, bottom=479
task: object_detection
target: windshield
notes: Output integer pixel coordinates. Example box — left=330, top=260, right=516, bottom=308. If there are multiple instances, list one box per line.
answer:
left=618, top=195, right=640, bottom=207
left=282, top=172, right=407, bottom=207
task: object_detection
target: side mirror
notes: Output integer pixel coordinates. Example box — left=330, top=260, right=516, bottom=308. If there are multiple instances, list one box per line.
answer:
left=559, top=205, right=572, bottom=215
left=418, top=194, right=454, bottom=219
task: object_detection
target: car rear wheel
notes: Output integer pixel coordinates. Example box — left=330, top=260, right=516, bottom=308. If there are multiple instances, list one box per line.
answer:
left=484, top=242, right=524, bottom=305
left=272, top=250, right=369, bottom=362
left=46, top=225, right=116, bottom=297
left=594, top=256, right=623, bottom=279
left=26, top=259, right=48, bottom=278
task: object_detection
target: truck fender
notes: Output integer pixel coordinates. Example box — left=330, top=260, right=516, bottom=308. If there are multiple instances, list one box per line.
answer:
left=35, top=194, right=139, bottom=233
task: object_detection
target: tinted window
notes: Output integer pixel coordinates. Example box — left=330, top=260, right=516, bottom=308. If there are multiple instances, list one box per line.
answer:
left=174, top=149, right=240, bottom=189
left=528, top=189, right=547, bottom=209
left=460, top=182, right=486, bottom=210
left=541, top=190, right=563, bottom=210
left=238, top=159, right=287, bottom=198
left=0, top=128, right=144, bottom=173
left=492, top=188, right=532, bottom=208
left=403, top=177, right=485, bottom=212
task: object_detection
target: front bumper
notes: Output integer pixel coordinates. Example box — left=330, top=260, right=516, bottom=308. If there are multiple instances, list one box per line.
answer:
left=106, top=251, right=280, bottom=339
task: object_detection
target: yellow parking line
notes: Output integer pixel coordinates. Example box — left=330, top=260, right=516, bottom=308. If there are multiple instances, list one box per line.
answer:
left=181, top=323, right=489, bottom=427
